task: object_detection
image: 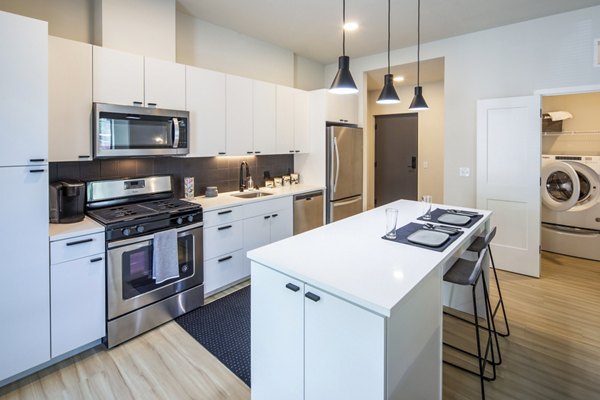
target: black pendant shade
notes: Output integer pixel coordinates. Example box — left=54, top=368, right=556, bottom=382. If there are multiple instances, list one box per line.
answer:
left=377, top=74, right=400, bottom=104
left=376, top=0, right=400, bottom=105
left=329, top=0, right=358, bottom=95
left=409, top=0, right=429, bottom=111
left=409, top=86, right=429, bottom=110
left=330, top=55, right=358, bottom=95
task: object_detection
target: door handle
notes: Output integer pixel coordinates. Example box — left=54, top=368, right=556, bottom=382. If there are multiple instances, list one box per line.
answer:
left=411, top=156, right=417, bottom=169
left=305, top=292, right=320, bottom=302
left=333, top=136, right=340, bottom=193
left=285, top=283, right=300, bottom=292
left=172, top=118, right=180, bottom=148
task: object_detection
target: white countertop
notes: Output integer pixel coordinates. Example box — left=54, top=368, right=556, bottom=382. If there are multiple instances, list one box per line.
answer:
left=186, top=184, right=325, bottom=211
left=49, top=216, right=105, bottom=242
left=247, top=200, right=491, bottom=317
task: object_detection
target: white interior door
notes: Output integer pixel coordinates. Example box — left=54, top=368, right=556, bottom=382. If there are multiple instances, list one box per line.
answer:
left=477, top=96, right=541, bottom=277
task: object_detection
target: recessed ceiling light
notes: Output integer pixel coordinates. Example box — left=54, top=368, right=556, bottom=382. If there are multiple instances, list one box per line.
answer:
left=343, top=22, right=359, bottom=31
left=393, top=76, right=405, bottom=82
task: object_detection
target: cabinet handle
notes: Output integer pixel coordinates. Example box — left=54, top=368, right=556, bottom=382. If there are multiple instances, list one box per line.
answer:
left=289, top=150, right=295, bottom=153
left=295, top=150, right=300, bottom=153
left=218, top=210, right=233, bottom=215
left=29, top=158, right=45, bottom=162
left=247, top=151, right=253, bottom=154
left=147, top=102, right=157, bottom=107
left=218, top=255, right=233, bottom=263
left=66, top=238, right=93, bottom=246
left=78, top=155, right=90, bottom=159
left=90, top=257, right=103, bottom=263
left=133, top=101, right=143, bottom=106
left=218, top=152, right=226, bottom=155
left=218, top=225, right=233, bottom=230
left=272, top=214, right=278, bottom=218
left=286, top=283, right=300, bottom=292
left=305, top=292, right=321, bottom=302
left=254, top=151, right=261, bottom=154
left=264, top=215, right=271, bottom=219
left=29, top=169, right=45, bottom=173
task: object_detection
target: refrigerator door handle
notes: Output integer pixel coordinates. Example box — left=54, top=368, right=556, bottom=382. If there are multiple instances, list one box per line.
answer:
left=332, top=196, right=362, bottom=207
left=333, top=136, right=340, bottom=194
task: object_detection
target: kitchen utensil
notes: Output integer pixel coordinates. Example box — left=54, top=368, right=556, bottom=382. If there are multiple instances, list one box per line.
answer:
left=423, top=223, right=462, bottom=235
left=447, top=209, right=479, bottom=217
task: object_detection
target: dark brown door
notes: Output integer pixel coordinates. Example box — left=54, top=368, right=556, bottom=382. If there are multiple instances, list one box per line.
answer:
left=374, top=113, right=418, bottom=206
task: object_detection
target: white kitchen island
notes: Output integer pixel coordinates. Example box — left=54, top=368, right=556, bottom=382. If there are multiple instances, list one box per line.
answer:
left=248, top=199, right=491, bottom=400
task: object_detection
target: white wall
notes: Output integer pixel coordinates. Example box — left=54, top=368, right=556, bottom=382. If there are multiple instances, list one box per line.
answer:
left=95, top=0, right=176, bottom=61
left=366, top=81, right=445, bottom=208
left=294, top=55, right=326, bottom=91
left=177, top=11, right=295, bottom=86
left=326, top=6, right=600, bottom=207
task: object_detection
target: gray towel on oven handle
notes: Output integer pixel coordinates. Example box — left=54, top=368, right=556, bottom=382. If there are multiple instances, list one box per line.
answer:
left=152, top=229, right=179, bottom=284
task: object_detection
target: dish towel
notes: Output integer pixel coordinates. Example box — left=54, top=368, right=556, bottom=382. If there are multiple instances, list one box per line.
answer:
left=152, top=229, right=179, bottom=284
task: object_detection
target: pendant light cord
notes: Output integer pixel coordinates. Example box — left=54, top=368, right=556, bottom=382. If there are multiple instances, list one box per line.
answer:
left=387, top=0, right=391, bottom=74
left=342, top=0, right=346, bottom=56
left=417, top=0, right=421, bottom=85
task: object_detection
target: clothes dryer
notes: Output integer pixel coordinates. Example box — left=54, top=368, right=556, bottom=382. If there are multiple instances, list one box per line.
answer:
left=541, top=154, right=600, bottom=260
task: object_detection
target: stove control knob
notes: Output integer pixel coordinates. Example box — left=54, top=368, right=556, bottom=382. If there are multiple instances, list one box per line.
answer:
left=136, top=225, right=145, bottom=233
left=122, top=228, right=131, bottom=236
left=177, top=217, right=183, bottom=225
left=187, top=215, right=194, bottom=222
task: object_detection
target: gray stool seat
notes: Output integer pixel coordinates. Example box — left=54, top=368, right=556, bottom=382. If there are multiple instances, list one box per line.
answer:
left=444, top=258, right=482, bottom=286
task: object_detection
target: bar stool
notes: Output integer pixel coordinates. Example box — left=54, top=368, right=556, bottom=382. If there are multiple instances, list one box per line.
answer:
left=467, top=227, right=510, bottom=337
left=443, top=247, right=498, bottom=400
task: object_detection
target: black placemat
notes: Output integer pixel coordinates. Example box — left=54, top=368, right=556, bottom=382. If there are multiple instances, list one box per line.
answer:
left=417, top=208, right=483, bottom=228
left=382, top=222, right=464, bottom=252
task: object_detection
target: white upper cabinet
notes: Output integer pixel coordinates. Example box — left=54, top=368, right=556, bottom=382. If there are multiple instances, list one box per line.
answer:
left=294, top=89, right=310, bottom=153
left=186, top=66, right=227, bottom=156
left=277, top=86, right=309, bottom=154
left=253, top=80, right=277, bottom=155
left=49, top=36, right=93, bottom=162
left=93, top=46, right=144, bottom=107
left=0, top=11, right=48, bottom=166
left=226, top=74, right=254, bottom=156
left=325, top=91, right=358, bottom=125
left=93, top=46, right=185, bottom=109
left=144, top=56, right=186, bottom=110
left=276, top=85, right=296, bottom=154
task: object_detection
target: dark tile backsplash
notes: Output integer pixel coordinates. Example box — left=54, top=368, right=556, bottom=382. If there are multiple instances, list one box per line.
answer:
left=49, top=155, right=294, bottom=198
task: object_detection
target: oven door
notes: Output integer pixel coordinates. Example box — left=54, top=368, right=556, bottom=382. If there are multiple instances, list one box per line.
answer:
left=106, top=222, right=203, bottom=320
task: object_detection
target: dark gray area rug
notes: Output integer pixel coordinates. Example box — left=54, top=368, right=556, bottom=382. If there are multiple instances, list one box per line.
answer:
left=175, top=286, right=251, bottom=386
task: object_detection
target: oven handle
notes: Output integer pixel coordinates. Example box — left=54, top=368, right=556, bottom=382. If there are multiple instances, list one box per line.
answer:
left=107, top=221, right=203, bottom=249
left=172, top=118, right=180, bottom=148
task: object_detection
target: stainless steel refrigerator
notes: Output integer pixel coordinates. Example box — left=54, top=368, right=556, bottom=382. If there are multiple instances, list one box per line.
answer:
left=326, top=125, right=363, bottom=223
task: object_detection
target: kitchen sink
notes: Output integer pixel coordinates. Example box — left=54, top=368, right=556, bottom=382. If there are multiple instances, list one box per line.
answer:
left=230, top=191, right=274, bottom=199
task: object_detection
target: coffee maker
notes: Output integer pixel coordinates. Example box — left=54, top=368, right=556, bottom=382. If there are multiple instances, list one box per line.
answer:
left=49, top=180, right=85, bottom=223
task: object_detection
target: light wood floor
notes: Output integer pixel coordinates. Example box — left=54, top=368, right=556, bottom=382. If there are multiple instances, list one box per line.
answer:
left=1, top=253, right=599, bottom=400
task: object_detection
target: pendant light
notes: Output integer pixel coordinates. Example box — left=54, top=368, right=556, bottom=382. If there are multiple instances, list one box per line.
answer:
left=409, top=0, right=429, bottom=110
left=376, top=0, right=400, bottom=104
left=329, top=0, right=358, bottom=95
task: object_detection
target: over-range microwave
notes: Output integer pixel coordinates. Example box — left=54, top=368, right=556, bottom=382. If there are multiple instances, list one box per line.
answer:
left=93, top=103, right=189, bottom=158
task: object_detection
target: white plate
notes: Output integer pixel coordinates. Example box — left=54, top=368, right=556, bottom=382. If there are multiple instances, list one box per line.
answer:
left=437, top=213, right=471, bottom=226
left=407, top=230, right=449, bottom=247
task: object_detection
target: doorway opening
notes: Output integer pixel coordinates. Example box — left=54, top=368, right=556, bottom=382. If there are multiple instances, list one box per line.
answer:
left=374, top=113, right=418, bottom=206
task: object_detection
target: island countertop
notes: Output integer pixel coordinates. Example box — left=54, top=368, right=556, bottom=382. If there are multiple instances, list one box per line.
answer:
left=247, top=199, right=491, bottom=317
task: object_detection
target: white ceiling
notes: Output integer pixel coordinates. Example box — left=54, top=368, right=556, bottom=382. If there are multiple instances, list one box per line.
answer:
left=176, top=0, right=600, bottom=65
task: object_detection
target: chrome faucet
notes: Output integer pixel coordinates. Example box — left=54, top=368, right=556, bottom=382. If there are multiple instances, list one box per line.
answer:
left=239, top=161, right=251, bottom=192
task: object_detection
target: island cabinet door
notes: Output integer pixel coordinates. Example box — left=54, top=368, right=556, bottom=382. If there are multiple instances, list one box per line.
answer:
left=251, top=263, right=304, bottom=400
left=304, top=286, right=386, bottom=400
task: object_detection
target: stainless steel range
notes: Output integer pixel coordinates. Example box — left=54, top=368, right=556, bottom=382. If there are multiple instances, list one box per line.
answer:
left=86, top=175, right=203, bottom=348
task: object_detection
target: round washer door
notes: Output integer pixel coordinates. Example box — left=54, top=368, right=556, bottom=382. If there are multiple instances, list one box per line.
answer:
left=541, top=161, right=580, bottom=211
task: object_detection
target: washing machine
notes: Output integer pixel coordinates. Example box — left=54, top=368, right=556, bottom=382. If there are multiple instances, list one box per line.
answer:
left=541, top=154, right=600, bottom=260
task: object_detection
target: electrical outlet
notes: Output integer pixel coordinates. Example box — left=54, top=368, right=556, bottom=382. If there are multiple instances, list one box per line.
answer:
left=423, top=161, right=429, bottom=169
left=459, top=167, right=470, bottom=177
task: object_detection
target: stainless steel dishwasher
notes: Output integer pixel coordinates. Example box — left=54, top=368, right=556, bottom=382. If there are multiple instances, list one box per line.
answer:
left=293, top=190, right=324, bottom=235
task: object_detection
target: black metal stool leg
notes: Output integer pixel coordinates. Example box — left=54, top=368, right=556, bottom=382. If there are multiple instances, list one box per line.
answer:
left=488, top=246, right=510, bottom=337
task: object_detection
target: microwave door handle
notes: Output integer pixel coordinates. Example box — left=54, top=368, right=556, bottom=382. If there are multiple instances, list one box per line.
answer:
left=172, top=118, right=180, bottom=148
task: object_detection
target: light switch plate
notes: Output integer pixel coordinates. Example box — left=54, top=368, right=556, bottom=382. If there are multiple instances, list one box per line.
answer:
left=459, top=167, right=470, bottom=177
left=423, top=161, right=429, bottom=169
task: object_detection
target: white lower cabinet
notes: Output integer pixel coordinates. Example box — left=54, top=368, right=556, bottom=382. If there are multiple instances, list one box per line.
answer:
left=204, top=249, right=247, bottom=295
left=50, top=232, right=105, bottom=358
left=251, top=263, right=385, bottom=400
